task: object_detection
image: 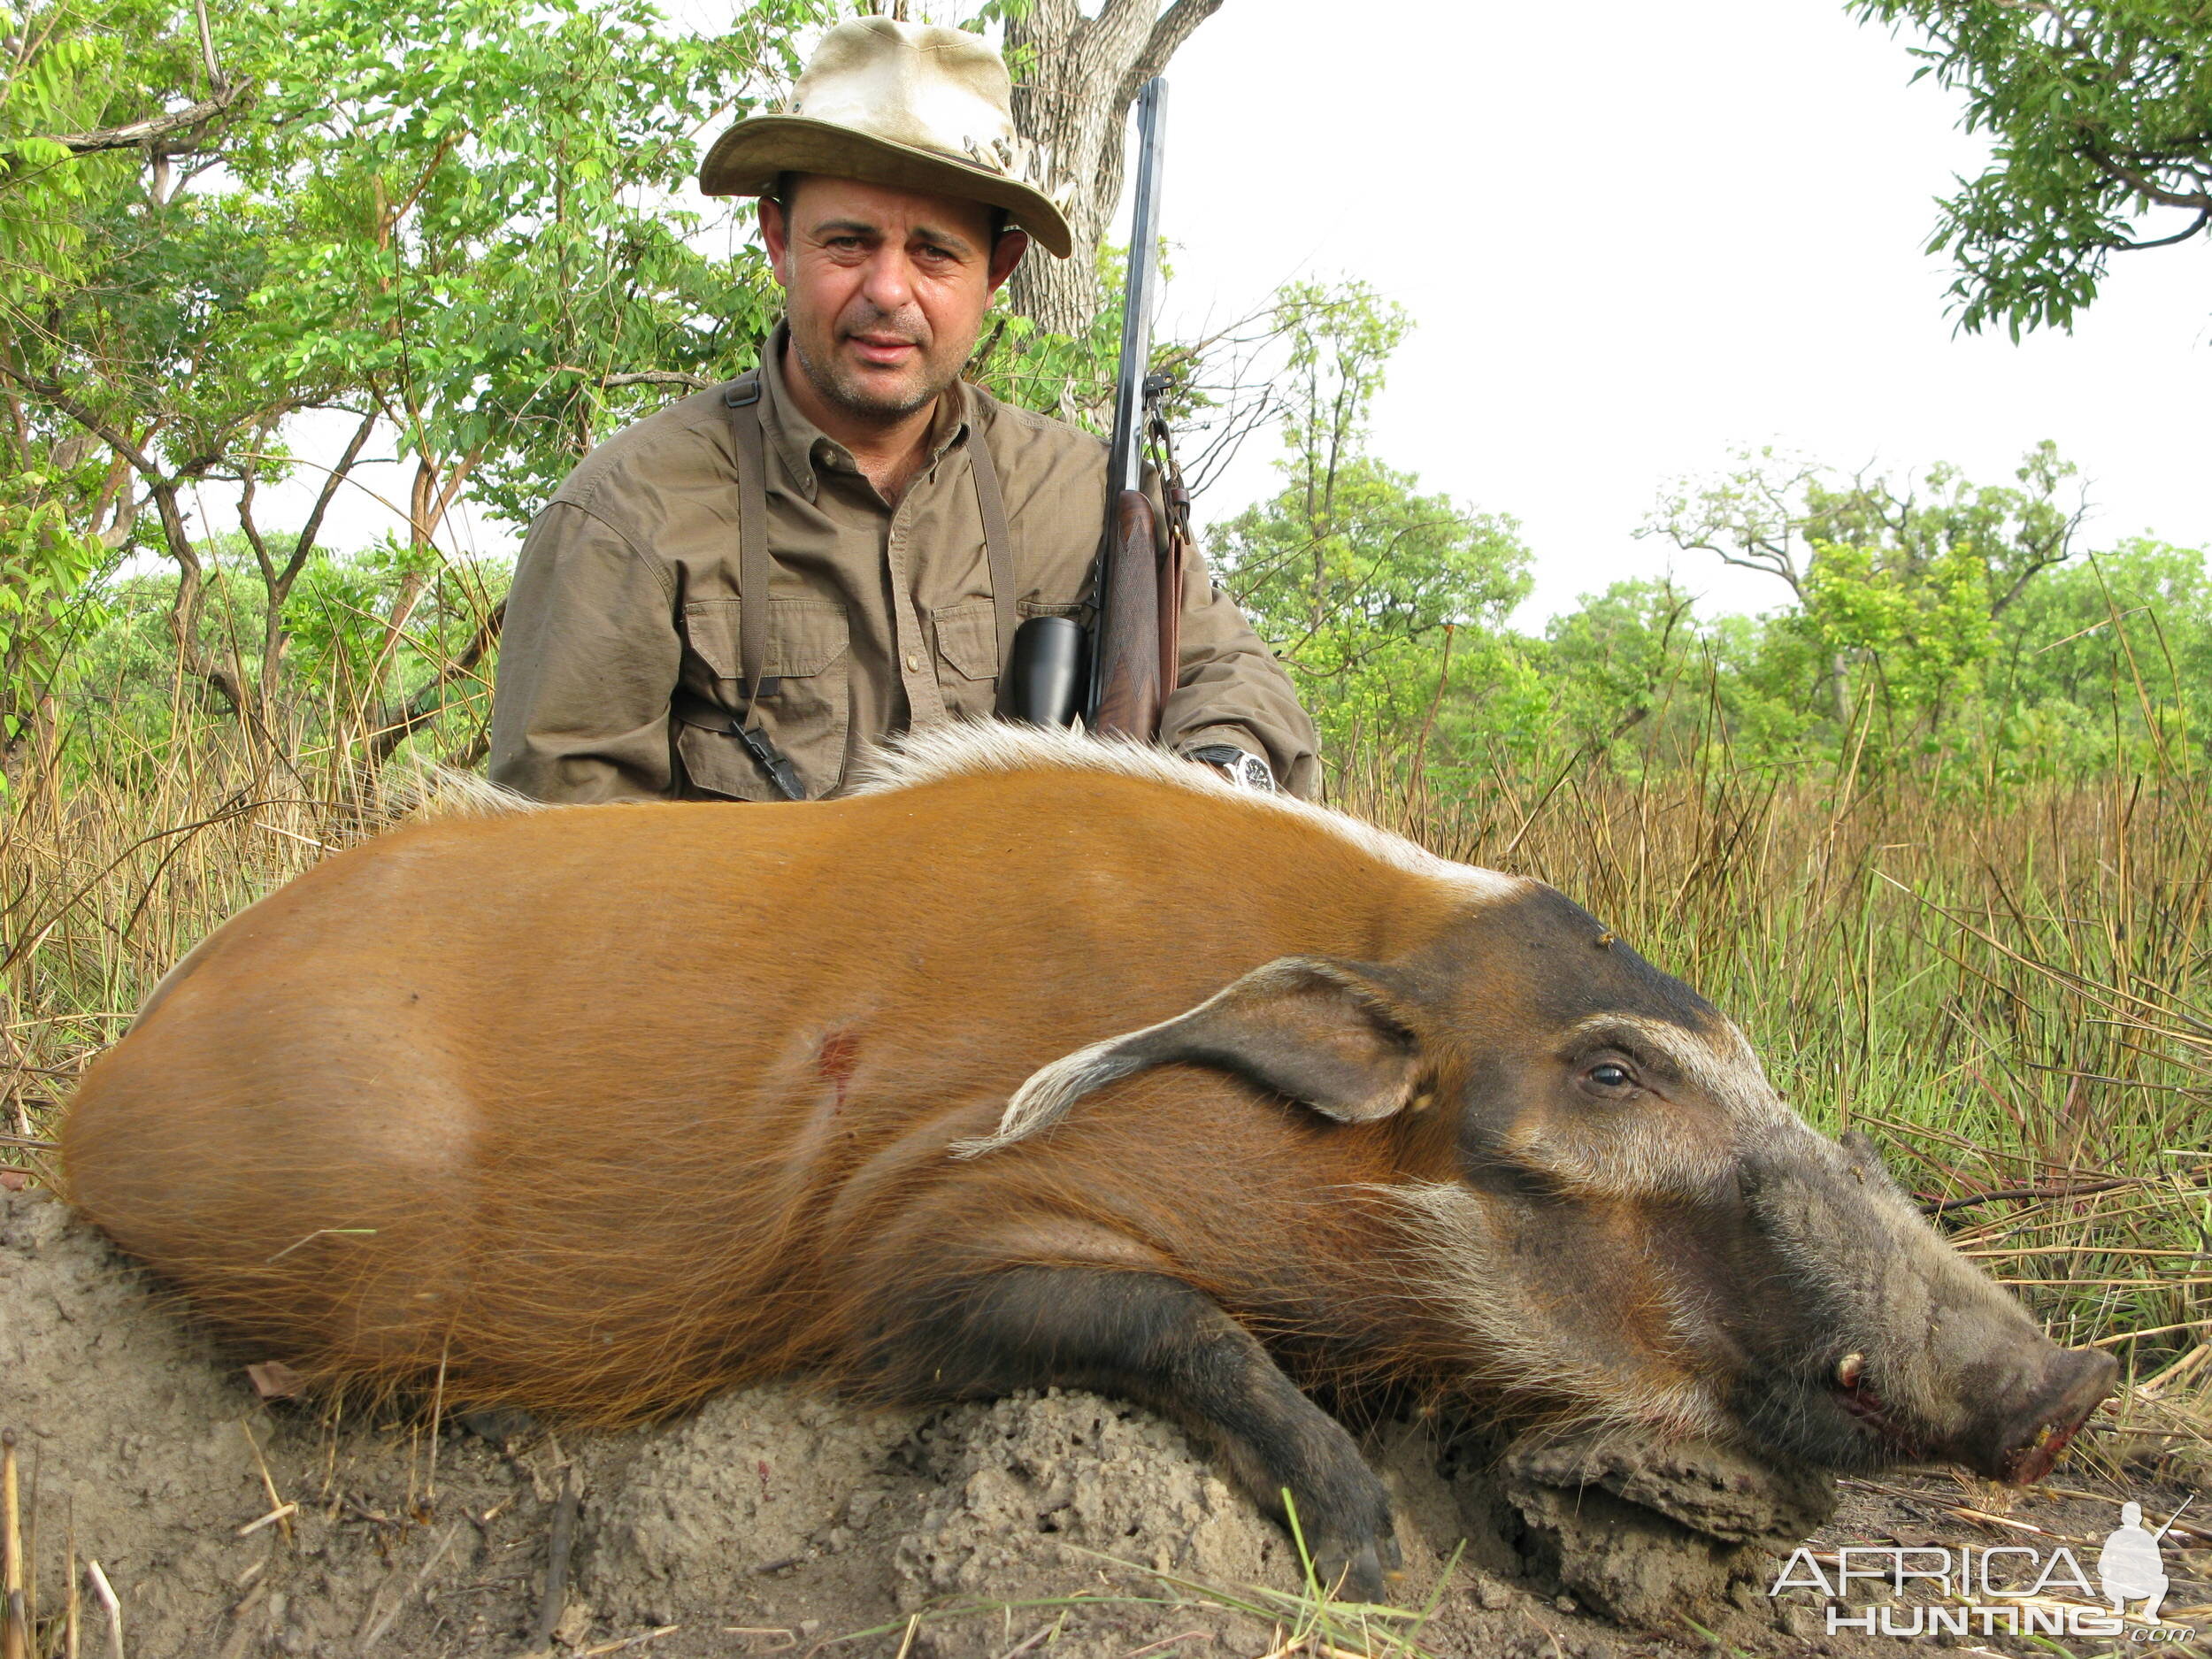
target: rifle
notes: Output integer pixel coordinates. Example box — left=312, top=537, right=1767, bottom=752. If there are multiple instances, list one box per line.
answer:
left=1006, top=76, right=1185, bottom=736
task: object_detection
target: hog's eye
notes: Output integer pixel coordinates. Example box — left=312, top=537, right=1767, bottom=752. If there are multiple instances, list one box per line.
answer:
left=1587, top=1063, right=1635, bottom=1090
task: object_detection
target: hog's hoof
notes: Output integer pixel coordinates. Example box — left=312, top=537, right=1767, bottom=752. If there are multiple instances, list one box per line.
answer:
left=1297, top=1466, right=1402, bottom=1605
left=1487, top=1432, right=1835, bottom=1632
left=1310, top=1530, right=1402, bottom=1606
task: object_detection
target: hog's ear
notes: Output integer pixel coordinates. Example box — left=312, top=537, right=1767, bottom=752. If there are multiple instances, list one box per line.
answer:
left=953, top=956, right=1424, bottom=1159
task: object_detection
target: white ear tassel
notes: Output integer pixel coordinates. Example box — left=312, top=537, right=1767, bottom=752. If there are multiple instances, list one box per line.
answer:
left=949, top=1018, right=1171, bottom=1159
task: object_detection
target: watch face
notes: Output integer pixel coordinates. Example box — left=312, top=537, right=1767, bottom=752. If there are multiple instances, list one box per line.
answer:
left=1234, top=754, right=1277, bottom=793
left=1189, top=745, right=1274, bottom=792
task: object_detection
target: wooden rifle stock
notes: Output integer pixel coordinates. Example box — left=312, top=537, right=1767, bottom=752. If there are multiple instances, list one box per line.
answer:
left=1088, top=490, right=1164, bottom=737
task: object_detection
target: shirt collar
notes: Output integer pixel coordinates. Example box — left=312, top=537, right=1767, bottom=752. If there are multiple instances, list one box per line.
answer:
left=757, top=320, right=973, bottom=503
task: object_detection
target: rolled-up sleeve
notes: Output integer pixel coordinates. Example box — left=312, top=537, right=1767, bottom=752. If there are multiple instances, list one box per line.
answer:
left=488, top=503, right=681, bottom=803
left=1160, top=536, right=1321, bottom=799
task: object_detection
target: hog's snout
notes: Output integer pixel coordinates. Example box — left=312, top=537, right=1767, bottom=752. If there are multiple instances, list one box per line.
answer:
left=1731, top=1126, right=2120, bottom=1481
left=1955, top=1344, right=2117, bottom=1486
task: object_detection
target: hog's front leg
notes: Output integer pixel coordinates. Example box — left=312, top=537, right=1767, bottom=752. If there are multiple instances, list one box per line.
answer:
left=866, top=1266, right=1401, bottom=1601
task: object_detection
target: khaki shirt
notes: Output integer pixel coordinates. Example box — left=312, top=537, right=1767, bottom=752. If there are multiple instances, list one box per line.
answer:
left=489, top=330, right=1320, bottom=803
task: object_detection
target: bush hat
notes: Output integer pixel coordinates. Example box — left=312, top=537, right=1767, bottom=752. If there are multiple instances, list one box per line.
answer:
left=700, top=18, right=1074, bottom=259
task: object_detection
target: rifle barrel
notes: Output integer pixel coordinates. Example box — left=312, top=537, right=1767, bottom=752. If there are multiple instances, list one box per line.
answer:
left=1108, top=78, right=1167, bottom=497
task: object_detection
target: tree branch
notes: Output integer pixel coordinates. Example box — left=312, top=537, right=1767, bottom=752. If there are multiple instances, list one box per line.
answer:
left=192, top=0, right=227, bottom=94
left=2115, top=205, right=2212, bottom=250
left=555, top=366, right=718, bottom=391
left=0, top=361, right=156, bottom=473
left=35, top=79, right=250, bottom=157
left=285, top=411, right=380, bottom=591
left=2084, top=148, right=2212, bottom=214
left=1990, top=497, right=2086, bottom=616
left=1126, top=0, right=1224, bottom=97
left=1708, top=543, right=1807, bottom=600
left=0, top=360, right=245, bottom=714
left=238, top=469, right=278, bottom=589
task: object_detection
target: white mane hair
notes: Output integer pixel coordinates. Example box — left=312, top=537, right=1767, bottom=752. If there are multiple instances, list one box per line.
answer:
left=382, top=765, right=549, bottom=823
left=851, top=722, right=1524, bottom=899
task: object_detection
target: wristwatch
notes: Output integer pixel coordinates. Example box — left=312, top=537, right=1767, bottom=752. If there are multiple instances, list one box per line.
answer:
left=1187, top=743, right=1277, bottom=794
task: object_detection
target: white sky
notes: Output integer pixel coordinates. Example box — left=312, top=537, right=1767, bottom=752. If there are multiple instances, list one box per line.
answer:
left=234, top=0, right=2212, bottom=628
left=1155, top=0, right=2212, bottom=625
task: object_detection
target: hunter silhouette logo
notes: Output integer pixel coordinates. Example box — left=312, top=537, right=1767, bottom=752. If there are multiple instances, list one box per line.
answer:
left=1770, top=1495, right=2198, bottom=1640
left=2100, top=1498, right=2190, bottom=1620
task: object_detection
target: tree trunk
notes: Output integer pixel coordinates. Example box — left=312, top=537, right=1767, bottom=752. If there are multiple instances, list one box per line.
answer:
left=149, top=478, right=247, bottom=717
left=359, top=449, right=488, bottom=764
left=1002, top=0, right=1224, bottom=337
left=240, top=409, right=379, bottom=732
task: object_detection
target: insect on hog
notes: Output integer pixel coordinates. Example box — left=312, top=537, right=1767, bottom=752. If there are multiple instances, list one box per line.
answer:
left=62, top=726, right=2116, bottom=1601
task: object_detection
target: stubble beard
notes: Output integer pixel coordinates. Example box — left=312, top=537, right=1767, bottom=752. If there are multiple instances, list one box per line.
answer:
left=790, top=303, right=977, bottom=425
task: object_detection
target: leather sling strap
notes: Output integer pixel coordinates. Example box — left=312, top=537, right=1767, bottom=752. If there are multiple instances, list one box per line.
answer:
left=726, top=373, right=773, bottom=716
left=966, top=424, right=1018, bottom=672
left=682, top=372, right=803, bottom=802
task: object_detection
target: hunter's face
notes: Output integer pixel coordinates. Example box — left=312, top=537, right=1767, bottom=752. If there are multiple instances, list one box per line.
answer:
left=763, top=175, right=1026, bottom=424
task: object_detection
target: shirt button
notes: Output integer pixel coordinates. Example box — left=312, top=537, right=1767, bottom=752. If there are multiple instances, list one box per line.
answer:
left=906, top=652, right=924, bottom=672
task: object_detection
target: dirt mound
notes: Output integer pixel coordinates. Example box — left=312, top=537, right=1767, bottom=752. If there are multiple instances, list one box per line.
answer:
left=14, top=1183, right=2170, bottom=1659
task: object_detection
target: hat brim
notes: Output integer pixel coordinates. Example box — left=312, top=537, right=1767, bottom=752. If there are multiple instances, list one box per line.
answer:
left=701, top=115, right=1072, bottom=259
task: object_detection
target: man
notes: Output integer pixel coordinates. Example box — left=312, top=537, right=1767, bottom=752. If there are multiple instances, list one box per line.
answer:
left=489, top=17, right=1317, bottom=803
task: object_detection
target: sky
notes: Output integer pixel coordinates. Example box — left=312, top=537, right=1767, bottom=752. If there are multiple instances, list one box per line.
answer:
left=238, top=0, right=2212, bottom=628
left=1150, top=0, right=2212, bottom=625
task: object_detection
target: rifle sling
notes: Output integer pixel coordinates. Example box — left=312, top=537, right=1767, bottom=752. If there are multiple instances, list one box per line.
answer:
left=967, top=426, right=1019, bottom=673
left=727, top=374, right=772, bottom=722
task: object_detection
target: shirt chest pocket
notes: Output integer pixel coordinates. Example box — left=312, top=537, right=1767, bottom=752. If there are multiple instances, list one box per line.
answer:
left=928, top=599, right=1087, bottom=721
left=676, top=598, right=850, bottom=801
left=928, top=601, right=1001, bottom=721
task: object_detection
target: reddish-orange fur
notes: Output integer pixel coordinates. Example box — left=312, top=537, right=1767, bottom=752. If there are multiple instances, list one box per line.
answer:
left=62, top=764, right=1486, bottom=1424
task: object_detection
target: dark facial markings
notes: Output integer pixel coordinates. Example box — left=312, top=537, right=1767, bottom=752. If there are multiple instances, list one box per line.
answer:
left=1450, top=885, right=1724, bottom=1044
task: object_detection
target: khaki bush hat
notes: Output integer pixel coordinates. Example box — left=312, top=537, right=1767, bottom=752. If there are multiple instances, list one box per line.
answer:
left=701, top=18, right=1074, bottom=259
